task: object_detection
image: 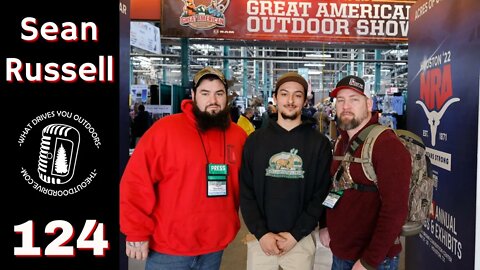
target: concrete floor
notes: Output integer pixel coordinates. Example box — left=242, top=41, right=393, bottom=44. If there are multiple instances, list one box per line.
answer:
left=128, top=213, right=405, bottom=270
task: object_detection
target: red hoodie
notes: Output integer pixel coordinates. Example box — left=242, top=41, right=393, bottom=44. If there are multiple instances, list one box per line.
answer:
left=120, top=100, right=247, bottom=255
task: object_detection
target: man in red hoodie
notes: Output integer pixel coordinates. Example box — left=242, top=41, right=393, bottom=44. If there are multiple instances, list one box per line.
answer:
left=120, top=67, right=247, bottom=270
left=319, top=75, right=411, bottom=270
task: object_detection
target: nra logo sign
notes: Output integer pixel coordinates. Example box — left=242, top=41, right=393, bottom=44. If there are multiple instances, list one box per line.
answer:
left=415, top=51, right=460, bottom=147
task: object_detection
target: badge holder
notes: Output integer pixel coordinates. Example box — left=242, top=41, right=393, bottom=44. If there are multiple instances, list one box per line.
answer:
left=322, top=190, right=343, bottom=209
left=206, top=163, right=228, bottom=197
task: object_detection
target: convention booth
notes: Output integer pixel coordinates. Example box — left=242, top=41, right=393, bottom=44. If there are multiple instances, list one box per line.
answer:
left=405, top=0, right=480, bottom=269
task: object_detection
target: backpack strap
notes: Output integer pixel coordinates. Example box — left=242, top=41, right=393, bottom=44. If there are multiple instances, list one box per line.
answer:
left=331, top=124, right=389, bottom=192
left=332, top=124, right=388, bottom=164
left=348, top=124, right=379, bottom=154
left=332, top=126, right=373, bottom=163
left=332, top=155, right=366, bottom=163
left=360, top=125, right=390, bottom=184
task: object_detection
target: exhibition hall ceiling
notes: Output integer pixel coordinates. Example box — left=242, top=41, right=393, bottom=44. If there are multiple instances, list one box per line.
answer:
left=131, top=38, right=408, bottom=98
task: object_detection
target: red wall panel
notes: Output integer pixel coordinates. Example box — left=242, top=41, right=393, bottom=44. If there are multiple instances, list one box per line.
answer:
left=131, top=0, right=161, bottom=21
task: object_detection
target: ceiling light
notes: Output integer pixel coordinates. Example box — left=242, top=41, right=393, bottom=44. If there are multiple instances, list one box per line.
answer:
left=305, top=54, right=331, bottom=58
left=304, top=63, right=325, bottom=67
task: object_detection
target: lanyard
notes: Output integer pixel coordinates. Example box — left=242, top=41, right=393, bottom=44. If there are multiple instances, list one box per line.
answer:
left=196, top=129, right=226, bottom=164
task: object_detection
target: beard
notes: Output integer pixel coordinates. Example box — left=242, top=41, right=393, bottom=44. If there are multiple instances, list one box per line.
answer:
left=280, top=111, right=301, bottom=120
left=193, top=102, right=231, bottom=132
left=338, top=111, right=368, bottom=130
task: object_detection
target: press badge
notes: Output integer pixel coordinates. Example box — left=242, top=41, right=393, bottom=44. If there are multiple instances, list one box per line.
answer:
left=322, top=191, right=343, bottom=209
left=206, top=164, right=228, bottom=197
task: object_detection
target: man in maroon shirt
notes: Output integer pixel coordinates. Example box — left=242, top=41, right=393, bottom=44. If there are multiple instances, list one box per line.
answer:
left=319, top=75, right=411, bottom=270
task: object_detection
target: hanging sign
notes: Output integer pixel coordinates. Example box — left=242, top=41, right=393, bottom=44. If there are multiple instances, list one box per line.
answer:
left=161, top=0, right=413, bottom=44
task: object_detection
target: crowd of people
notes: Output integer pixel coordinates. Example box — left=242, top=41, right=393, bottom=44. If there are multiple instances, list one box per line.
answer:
left=120, top=66, right=411, bottom=270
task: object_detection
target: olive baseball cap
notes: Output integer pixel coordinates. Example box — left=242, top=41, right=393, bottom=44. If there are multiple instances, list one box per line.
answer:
left=275, top=72, right=309, bottom=94
left=193, top=67, right=227, bottom=87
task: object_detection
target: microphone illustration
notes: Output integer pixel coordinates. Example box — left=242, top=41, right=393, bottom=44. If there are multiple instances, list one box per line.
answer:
left=37, top=124, right=80, bottom=184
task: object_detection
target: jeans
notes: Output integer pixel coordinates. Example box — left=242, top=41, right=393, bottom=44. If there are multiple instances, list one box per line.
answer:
left=146, top=250, right=224, bottom=270
left=331, top=254, right=399, bottom=270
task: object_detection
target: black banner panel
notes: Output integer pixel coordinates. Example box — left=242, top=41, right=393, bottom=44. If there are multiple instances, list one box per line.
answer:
left=1, top=1, right=129, bottom=269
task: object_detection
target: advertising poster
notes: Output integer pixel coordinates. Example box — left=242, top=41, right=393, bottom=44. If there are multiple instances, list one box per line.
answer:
left=130, top=21, right=161, bottom=54
left=161, top=0, right=414, bottom=44
left=406, top=0, right=480, bottom=269
left=1, top=0, right=130, bottom=269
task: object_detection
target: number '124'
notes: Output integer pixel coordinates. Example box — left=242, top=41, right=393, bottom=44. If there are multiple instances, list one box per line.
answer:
left=14, top=220, right=109, bottom=256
